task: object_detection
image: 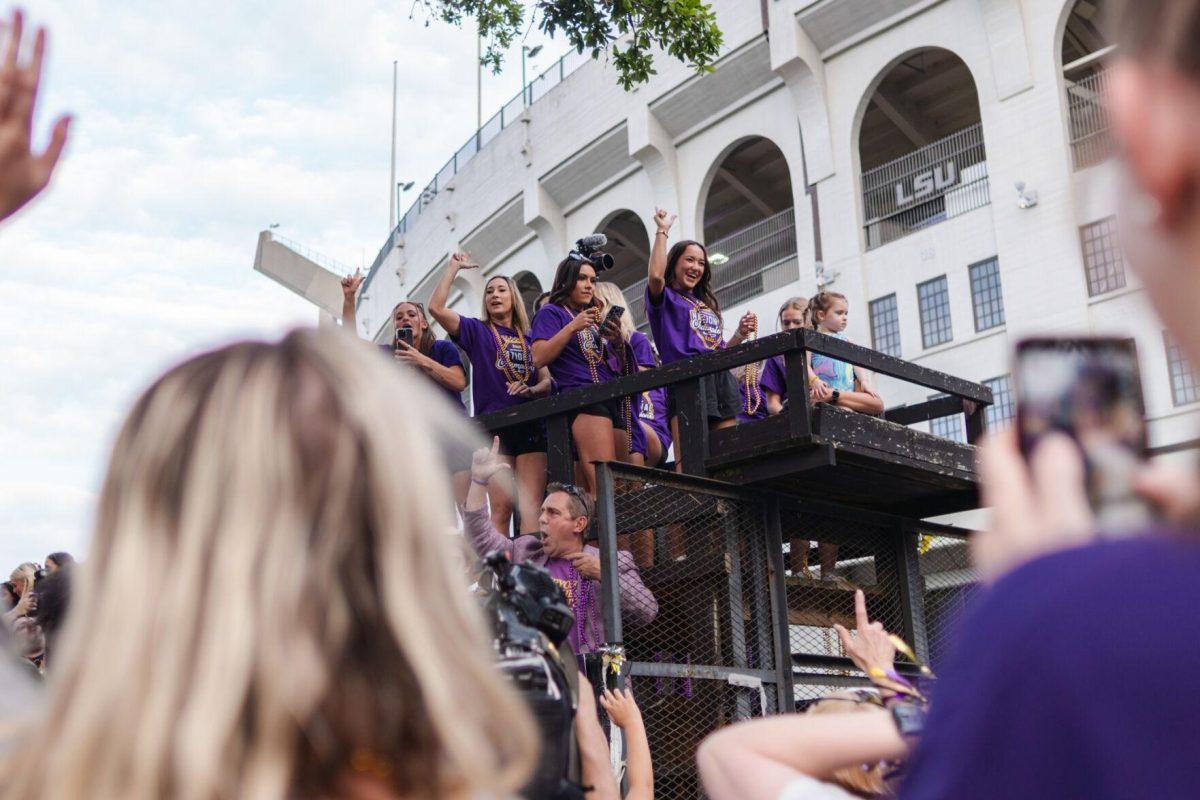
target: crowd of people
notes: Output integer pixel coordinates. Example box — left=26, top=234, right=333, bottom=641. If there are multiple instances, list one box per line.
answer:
left=8, top=0, right=1200, bottom=798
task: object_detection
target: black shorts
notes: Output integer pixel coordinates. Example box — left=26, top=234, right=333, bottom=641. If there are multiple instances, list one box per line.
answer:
left=496, top=420, right=547, bottom=457
left=668, top=370, right=741, bottom=423
left=572, top=398, right=627, bottom=429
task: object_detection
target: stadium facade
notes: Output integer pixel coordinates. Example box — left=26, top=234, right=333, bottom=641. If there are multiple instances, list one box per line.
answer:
left=258, top=0, right=1199, bottom=449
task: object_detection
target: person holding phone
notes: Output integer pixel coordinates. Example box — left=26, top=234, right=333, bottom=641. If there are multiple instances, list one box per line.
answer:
left=428, top=252, right=553, bottom=535
left=530, top=256, right=631, bottom=496
left=645, top=209, right=757, bottom=456
left=341, top=271, right=470, bottom=500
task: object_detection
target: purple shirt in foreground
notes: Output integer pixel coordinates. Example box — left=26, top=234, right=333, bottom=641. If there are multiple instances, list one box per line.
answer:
left=901, top=533, right=1200, bottom=800
left=530, top=303, right=618, bottom=392
left=379, top=339, right=465, bottom=411
left=629, top=331, right=671, bottom=452
left=451, top=316, right=537, bottom=416
left=645, top=284, right=724, bottom=365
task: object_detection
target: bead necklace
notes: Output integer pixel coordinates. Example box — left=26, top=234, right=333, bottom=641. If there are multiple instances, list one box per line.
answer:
left=566, top=560, right=598, bottom=651
left=742, top=330, right=762, bottom=416
left=488, top=320, right=533, bottom=385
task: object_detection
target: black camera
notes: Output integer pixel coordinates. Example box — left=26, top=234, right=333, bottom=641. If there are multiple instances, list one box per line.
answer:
left=569, top=234, right=614, bottom=272
left=480, top=552, right=583, bottom=800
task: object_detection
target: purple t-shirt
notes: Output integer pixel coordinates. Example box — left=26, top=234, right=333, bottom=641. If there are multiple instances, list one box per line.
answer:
left=451, top=316, right=537, bottom=416
left=901, top=534, right=1200, bottom=799
left=543, top=557, right=600, bottom=655
left=629, top=331, right=671, bottom=449
left=530, top=303, right=617, bottom=392
left=738, top=355, right=788, bottom=423
left=645, top=284, right=724, bottom=365
left=379, top=339, right=465, bottom=411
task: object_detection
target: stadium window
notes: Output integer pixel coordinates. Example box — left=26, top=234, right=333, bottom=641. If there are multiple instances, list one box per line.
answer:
left=1080, top=217, right=1126, bottom=296
left=1165, top=332, right=1200, bottom=406
left=983, top=375, right=1015, bottom=429
left=927, top=394, right=966, bottom=442
left=969, top=257, right=1005, bottom=332
left=869, top=294, right=901, bottom=357
left=917, top=276, right=952, bottom=349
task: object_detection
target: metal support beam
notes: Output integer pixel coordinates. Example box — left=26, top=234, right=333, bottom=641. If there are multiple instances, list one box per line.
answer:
left=595, top=462, right=623, bottom=644
left=764, top=496, right=796, bottom=712
left=895, top=524, right=930, bottom=665
left=717, top=167, right=774, bottom=217
left=870, top=86, right=933, bottom=148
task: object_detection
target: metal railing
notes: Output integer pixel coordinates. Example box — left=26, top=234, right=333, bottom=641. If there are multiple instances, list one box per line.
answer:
left=861, top=124, right=990, bottom=250
left=1066, top=66, right=1113, bottom=171
left=268, top=232, right=355, bottom=276
left=361, top=46, right=594, bottom=295
left=709, top=207, right=799, bottom=308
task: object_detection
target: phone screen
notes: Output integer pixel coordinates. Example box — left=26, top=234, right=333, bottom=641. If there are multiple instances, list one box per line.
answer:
left=603, top=306, right=625, bottom=330
left=1014, top=337, right=1152, bottom=532
left=396, top=327, right=414, bottom=348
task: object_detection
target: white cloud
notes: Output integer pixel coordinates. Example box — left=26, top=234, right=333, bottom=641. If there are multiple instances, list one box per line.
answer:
left=2, top=0, right=568, bottom=567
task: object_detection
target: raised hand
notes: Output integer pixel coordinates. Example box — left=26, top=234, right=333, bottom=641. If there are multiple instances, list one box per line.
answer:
left=470, top=436, right=511, bottom=484
left=0, top=11, right=70, bottom=222
left=569, top=307, right=600, bottom=333
left=737, top=311, right=758, bottom=338
left=599, top=687, right=644, bottom=731
left=449, top=251, right=479, bottom=270
left=653, top=208, right=677, bottom=234
left=833, top=589, right=895, bottom=675
left=340, top=269, right=363, bottom=300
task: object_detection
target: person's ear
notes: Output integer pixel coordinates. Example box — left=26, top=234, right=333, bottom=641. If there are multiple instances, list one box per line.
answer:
left=574, top=516, right=589, bottom=537
left=1110, top=62, right=1200, bottom=230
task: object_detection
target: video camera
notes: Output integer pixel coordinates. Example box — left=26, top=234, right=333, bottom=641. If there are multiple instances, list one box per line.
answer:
left=480, top=552, right=583, bottom=800
left=568, top=234, right=614, bottom=273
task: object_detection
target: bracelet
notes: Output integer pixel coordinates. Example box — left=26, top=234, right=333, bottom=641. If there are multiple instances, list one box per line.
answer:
left=655, top=230, right=669, bottom=237
left=471, top=476, right=489, bottom=486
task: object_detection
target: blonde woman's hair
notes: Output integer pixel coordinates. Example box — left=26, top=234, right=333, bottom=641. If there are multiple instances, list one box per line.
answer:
left=482, top=274, right=532, bottom=336
left=0, top=330, right=536, bottom=800
left=594, top=282, right=637, bottom=341
left=8, top=563, right=36, bottom=595
left=777, top=296, right=809, bottom=329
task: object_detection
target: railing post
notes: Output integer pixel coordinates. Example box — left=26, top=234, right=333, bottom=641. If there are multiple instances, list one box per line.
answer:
left=595, top=462, right=623, bottom=644
left=673, top=377, right=709, bottom=476
left=785, top=330, right=813, bottom=439
left=764, top=496, right=795, bottom=713
left=546, top=413, right=574, bottom=484
left=964, top=399, right=987, bottom=444
left=895, top=523, right=930, bottom=666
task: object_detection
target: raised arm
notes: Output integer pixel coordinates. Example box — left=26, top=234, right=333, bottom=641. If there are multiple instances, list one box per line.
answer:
left=531, top=307, right=598, bottom=368
left=0, top=11, right=71, bottom=223
left=428, top=252, right=478, bottom=338
left=725, top=311, right=758, bottom=349
left=340, top=270, right=363, bottom=336
left=462, top=439, right=516, bottom=558
left=575, top=677, right=621, bottom=800
left=647, top=208, right=676, bottom=301
left=600, top=688, right=654, bottom=800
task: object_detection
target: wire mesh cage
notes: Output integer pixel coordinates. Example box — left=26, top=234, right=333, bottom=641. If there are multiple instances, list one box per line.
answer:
left=916, top=531, right=979, bottom=670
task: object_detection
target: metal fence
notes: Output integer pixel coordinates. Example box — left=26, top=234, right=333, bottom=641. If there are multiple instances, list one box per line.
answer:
left=862, top=124, right=990, bottom=250
left=594, top=464, right=981, bottom=798
left=709, top=207, right=799, bottom=308
left=362, top=46, right=594, bottom=294
left=1066, top=67, right=1113, bottom=171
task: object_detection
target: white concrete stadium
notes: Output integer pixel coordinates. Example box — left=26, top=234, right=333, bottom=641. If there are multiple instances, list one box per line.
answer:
left=255, top=0, right=1200, bottom=451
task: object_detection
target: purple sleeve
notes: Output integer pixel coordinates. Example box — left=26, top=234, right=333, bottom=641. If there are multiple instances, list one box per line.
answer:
left=461, top=506, right=514, bottom=560
left=530, top=305, right=566, bottom=342
left=616, top=550, right=658, bottom=626
left=631, top=332, right=657, bottom=369
left=431, top=339, right=463, bottom=369
left=760, top=355, right=787, bottom=397
left=452, top=315, right=484, bottom=351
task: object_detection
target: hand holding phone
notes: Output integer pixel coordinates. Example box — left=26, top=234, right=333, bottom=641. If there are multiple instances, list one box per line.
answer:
left=1014, top=337, right=1154, bottom=532
left=395, top=327, right=415, bottom=349
left=602, top=305, right=625, bottom=331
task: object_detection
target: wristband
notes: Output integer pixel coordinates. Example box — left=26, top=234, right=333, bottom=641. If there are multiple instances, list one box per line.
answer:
left=655, top=230, right=669, bottom=237
left=471, top=476, right=490, bottom=486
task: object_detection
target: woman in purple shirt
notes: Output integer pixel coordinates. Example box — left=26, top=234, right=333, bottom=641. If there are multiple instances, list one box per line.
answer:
left=428, top=252, right=553, bottom=535
left=530, top=256, right=630, bottom=496
left=646, top=208, right=758, bottom=453
left=738, top=297, right=808, bottom=423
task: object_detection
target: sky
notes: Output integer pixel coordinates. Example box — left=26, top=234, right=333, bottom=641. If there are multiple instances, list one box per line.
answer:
left=0, top=0, right=566, bottom=569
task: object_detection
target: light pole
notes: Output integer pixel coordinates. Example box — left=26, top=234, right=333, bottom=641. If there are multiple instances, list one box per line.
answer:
left=522, top=44, right=543, bottom=107
left=396, top=181, right=414, bottom=227
left=389, top=60, right=398, bottom=231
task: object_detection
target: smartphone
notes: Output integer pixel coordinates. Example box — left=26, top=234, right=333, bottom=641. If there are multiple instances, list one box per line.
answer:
left=395, top=327, right=414, bottom=349
left=602, top=305, right=625, bottom=331
left=1014, top=337, right=1153, bottom=532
